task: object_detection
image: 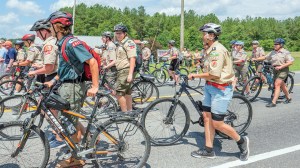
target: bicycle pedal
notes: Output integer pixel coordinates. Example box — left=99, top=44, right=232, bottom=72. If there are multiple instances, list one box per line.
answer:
left=191, top=120, right=199, bottom=125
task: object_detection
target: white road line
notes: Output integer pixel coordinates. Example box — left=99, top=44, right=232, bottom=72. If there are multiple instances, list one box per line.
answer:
left=211, top=144, right=300, bottom=168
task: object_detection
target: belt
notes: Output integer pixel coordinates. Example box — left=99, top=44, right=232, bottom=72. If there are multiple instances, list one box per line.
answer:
left=206, top=81, right=231, bottom=91
left=63, top=78, right=84, bottom=83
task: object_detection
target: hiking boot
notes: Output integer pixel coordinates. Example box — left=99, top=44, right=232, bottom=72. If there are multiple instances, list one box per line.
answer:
left=266, top=102, right=276, bottom=108
left=238, top=136, right=250, bottom=161
left=56, top=157, right=85, bottom=168
left=191, top=149, right=216, bottom=159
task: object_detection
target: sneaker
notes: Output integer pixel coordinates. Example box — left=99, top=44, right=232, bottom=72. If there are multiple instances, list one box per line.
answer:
left=283, top=98, right=292, bottom=104
left=56, top=157, right=85, bottom=168
left=238, top=136, right=250, bottom=161
left=50, top=139, right=66, bottom=149
left=47, top=133, right=56, bottom=142
left=191, top=149, right=216, bottom=159
left=266, top=102, right=276, bottom=107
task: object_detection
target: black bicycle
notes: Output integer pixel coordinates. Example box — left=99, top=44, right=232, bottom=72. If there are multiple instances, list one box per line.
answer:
left=141, top=76, right=253, bottom=145
left=0, top=80, right=151, bottom=168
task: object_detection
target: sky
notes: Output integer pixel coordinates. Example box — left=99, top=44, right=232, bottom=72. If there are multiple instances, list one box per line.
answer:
left=1, top=0, right=300, bottom=39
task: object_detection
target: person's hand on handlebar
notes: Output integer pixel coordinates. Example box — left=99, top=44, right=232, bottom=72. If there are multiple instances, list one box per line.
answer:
left=188, top=74, right=195, bottom=80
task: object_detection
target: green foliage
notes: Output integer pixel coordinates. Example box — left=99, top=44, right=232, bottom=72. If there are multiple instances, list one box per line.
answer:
left=60, top=3, right=300, bottom=53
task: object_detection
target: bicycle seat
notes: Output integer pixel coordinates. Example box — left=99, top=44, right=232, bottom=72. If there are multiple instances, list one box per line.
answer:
left=140, top=74, right=155, bottom=82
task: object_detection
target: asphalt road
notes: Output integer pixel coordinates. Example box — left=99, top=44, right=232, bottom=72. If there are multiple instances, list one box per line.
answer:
left=0, top=72, right=299, bottom=168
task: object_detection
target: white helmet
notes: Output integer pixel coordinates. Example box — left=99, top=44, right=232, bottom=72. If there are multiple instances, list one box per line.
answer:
left=199, top=23, right=222, bottom=36
left=141, top=40, right=149, bottom=44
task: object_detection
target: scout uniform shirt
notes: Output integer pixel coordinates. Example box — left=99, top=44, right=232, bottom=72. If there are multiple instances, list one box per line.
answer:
left=106, top=41, right=117, bottom=65
left=252, top=47, right=265, bottom=59
left=16, top=48, right=26, bottom=62
left=142, top=47, right=151, bottom=60
left=265, top=48, right=294, bottom=66
left=203, top=41, right=235, bottom=84
left=115, top=37, right=136, bottom=70
left=42, top=36, right=58, bottom=75
left=26, top=44, right=43, bottom=66
left=57, top=35, right=93, bottom=81
left=233, top=49, right=248, bottom=67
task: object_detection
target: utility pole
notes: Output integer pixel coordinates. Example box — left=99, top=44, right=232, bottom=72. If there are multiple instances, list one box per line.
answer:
left=180, top=0, right=184, bottom=51
left=72, top=0, right=76, bottom=34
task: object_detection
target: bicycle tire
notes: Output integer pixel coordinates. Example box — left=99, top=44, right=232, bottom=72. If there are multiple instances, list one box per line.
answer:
left=179, top=68, right=189, bottom=76
left=90, top=118, right=151, bottom=168
left=0, top=95, right=43, bottom=128
left=0, top=80, right=26, bottom=96
left=0, top=125, right=50, bottom=168
left=242, top=76, right=263, bottom=102
left=188, top=70, right=202, bottom=89
left=0, top=121, right=23, bottom=140
left=81, top=94, right=118, bottom=118
left=216, top=94, right=253, bottom=139
left=141, top=98, right=191, bottom=146
left=131, top=81, right=159, bottom=104
left=0, top=73, right=13, bottom=83
left=152, top=69, right=166, bottom=86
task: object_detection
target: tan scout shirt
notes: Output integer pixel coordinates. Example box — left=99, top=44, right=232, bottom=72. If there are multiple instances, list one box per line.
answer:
left=142, top=47, right=151, bottom=60
left=167, top=47, right=179, bottom=58
left=16, top=49, right=26, bottom=62
left=203, top=41, right=235, bottom=84
left=42, top=36, right=58, bottom=75
left=115, top=37, right=137, bottom=70
left=252, top=47, right=265, bottom=59
left=265, top=48, right=294, bottom=66
left=106, top=41, right=117, bottom=63
left=27, top=44, right=43, bottom=66
left=102, top=50, right=109, bottom=66
left=233, top=49, right=248, bottom=66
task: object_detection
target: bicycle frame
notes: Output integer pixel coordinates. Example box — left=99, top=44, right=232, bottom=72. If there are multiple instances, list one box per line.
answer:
left=14, top=83, right=120, bottom=159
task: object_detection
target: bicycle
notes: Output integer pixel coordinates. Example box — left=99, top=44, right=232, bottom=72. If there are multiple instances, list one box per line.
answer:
left=242, top=63, right=294, bottom=102
left=141, top=76, right=252, bottom=145
left=152, top=57, right=189, bottom=86
left=189, top=65, right=204, bottom=89
left=0, top=80, right=151, bottom=168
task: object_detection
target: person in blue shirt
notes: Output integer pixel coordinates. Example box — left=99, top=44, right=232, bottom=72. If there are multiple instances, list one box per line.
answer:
left=0, top=40, right=8, bottom=75
left=3, top=41, right=17, bottom=73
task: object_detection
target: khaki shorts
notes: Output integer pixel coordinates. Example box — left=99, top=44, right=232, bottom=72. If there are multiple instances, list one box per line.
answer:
left=273, top=67, right=288, bottom=81
left=255, top=63, right=263, bottom=73
left=58, top=82, right=86, bottom=125
left=115, top=68, right=132, bottom=95
left=234, top=65, right=248, bottom=82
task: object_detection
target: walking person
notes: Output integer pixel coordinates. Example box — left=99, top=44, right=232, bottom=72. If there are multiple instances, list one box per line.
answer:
left=188, top=23, right=250, bottom=161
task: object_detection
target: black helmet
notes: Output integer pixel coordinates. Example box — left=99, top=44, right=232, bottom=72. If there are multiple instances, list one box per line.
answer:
left=114, top=24, right=128, bottom=32
left=30, top=19, right=51, bottom=31
left=168, top=40, right=175, bottom=46
left=102, top=31, right=113, bottom=39
left=47, top=11, right=73, bottom=26
left=15, top=40, right=24, bottom=47
left=274, top=38, right=285, bottom=45
left=199, top=23, right=222, bottom=36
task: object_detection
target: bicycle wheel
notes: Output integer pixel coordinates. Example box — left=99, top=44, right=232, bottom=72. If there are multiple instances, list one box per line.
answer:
left=152, top=69, right=166, bottom=86
left=179, top=68, right=189, bottom=76
left=216, top=94, right=253, bottom=139
left=0, top=73, right=13, bottom=83
left=0, top=121, right=23, bottom=140
left=0, top=125, right=50, bottom=168
left=0, top=95, right=43, bottom=128
left=132, top=81, right=159, bottom=104
left=81, top=94, right=118, bottom=118
left=90, top=119, right=151, bottom=168
left=188, top=70, right=202, bottom=89
left=141, top=98, right=190, bottom=146
left=235, top=76, right=244, bottom=93
left=0, top=80, right=26, bottom=96
left=242, top=76, right=263, bottom=102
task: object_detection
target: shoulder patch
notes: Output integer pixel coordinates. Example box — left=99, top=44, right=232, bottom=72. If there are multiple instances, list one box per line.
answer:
left=44, top=45, right=53, bottom=55
left=128, top=42, right=135, bottom=49
left=68, top=38, right=78, bottom=44
left=71, top=41, right=82, bottom=47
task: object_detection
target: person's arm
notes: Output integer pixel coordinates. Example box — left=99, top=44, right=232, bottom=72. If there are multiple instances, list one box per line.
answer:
left=105, top=60, right=116, bottom=69
left=28, top=64, right=55, bottom=75
left=85, top=58, right=99, bottom=93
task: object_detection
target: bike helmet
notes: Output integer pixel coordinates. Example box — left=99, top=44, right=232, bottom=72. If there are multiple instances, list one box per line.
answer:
left=114, top=24, right=128, bottom=32
left=102, top=31, right=113, bottom=39
left=274, top=38, right=285, bottom=45
left=252, top=40, right=259, bottom=45
left=47, top=11, right=73, bottom=26
left=199, top=23, right=222, bottom=36
left=30, top=19, right=51, bottom=31
left=15, top=40, right=24, bottom=47
left=22, top=34, right=35, bottom=41
left=235, top=41, right=244, bottom=46
left=230, top=40, right=237, bottom=45
left=168, top=40, right=175, bottom=46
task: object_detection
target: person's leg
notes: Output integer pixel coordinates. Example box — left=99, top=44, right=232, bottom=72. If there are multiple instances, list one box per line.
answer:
left=271, top=79, right=282, bottom=104
left=280, top=82, right=291, bottom=100
left=125, top=94, right=133, bottom=111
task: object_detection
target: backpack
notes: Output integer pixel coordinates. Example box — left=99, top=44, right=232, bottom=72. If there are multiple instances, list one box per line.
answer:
left=61, top=36, right=101, bottom=81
